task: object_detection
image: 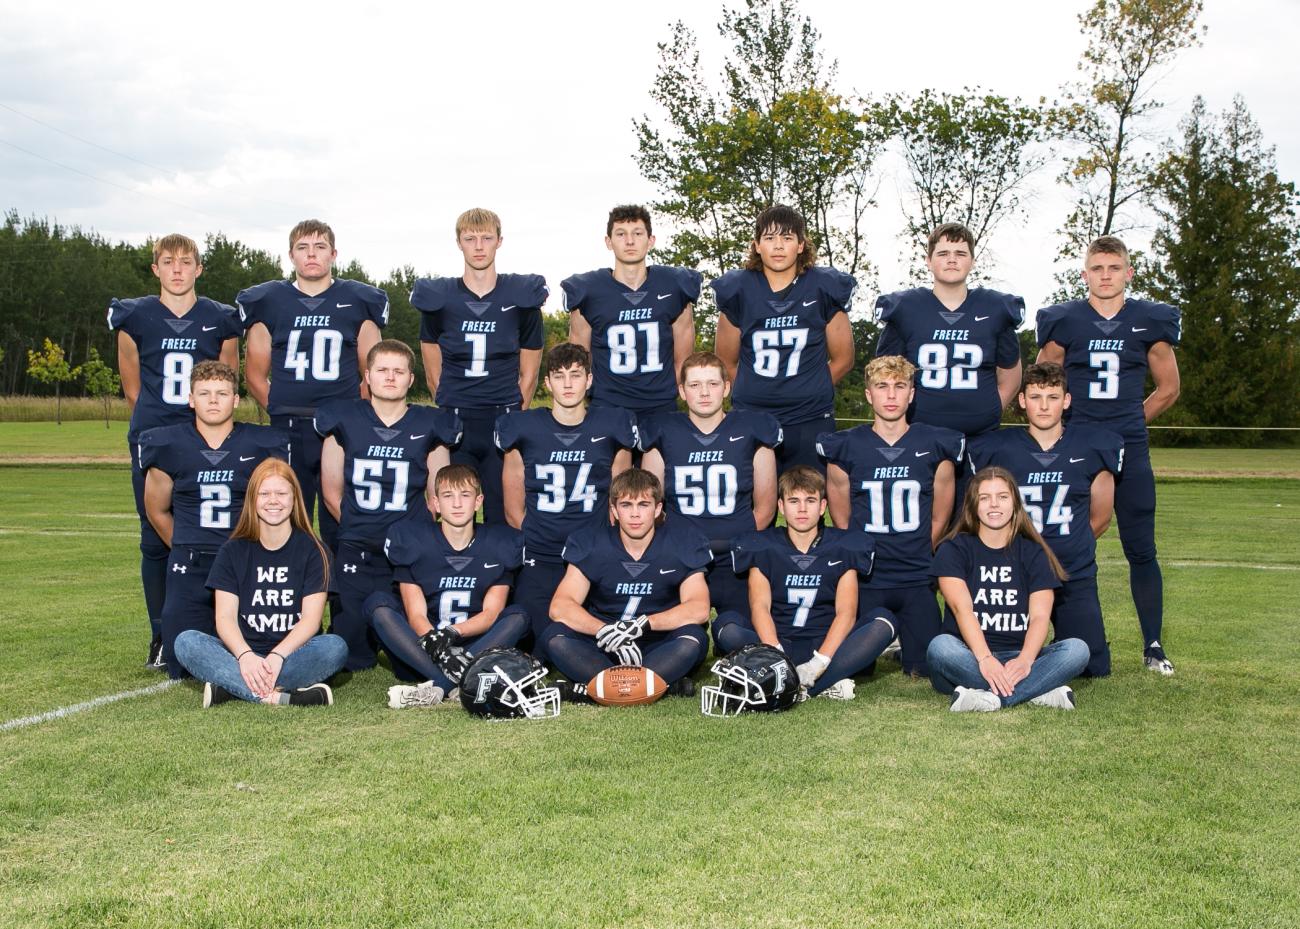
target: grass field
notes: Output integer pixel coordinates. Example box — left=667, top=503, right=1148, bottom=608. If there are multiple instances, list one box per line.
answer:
left=1, top=434, right=1298, bottom=928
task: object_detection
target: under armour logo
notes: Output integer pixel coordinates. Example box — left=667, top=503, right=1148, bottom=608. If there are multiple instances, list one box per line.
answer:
left=172, top=564, right=187, bottom=573
left=343, top=563, right=358, bottom=573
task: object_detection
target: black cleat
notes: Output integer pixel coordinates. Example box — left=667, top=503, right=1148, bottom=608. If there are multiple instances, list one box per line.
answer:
left=554, top=680, right=594, bottom=705
left=146, top=637, right=166, bottom=671
left=668, top=676, right=696, bottom=698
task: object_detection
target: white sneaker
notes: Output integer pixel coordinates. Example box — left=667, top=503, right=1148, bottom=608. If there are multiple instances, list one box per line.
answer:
left=1029, top=685, right=1076, bottom=710
left=880, top=637, right=902, bottom=662
left=1144, top=642, right=1175, bottom=676
left=818, top=678, right=856, bottom=700
left=387, top=681, right=444, bottom=708
left=949, top=685, right=1000, bottom=712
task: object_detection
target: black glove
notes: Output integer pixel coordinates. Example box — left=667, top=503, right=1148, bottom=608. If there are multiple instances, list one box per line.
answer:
left=419, top=625, right=463, bottom=664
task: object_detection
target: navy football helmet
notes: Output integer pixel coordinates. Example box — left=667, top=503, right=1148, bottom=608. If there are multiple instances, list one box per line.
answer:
left=459, top=648, right=560, bottom=720
left=701, top=644, right=804, bottom=716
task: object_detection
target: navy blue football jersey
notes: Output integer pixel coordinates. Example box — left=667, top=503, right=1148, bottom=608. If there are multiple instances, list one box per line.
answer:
left=710, top=266, right=855, bottom=424
left=314, top=400, right=463, bottom=547
left=138, top=422, right=290, bottom=548
left=561, top=265, right=701, bottom=412
left=236, top=279, right=389, bottom=415
left=1035, top=298, right=1181, bottom=446
left=494, top=407, right=638, bottom=562
left=412, top=274, right=547, bottom=408
left=874, top=287, right=1024, bottom=436
left=562, top=518, right=711, bottom=624
left=932, top=533, right=1061, bottom=651
left=732, top=527, right=875, bottom=642
left=384, top=513, right=524, bottom=627
left=817, top=422, right=965, bottom=588
left=638, top=410, right=783, bottom=541
left=107, top=296, right=241, bottom=435
left=206, top=529, right=330, bottom=654
left=967, top=426, right=1123, bottom=579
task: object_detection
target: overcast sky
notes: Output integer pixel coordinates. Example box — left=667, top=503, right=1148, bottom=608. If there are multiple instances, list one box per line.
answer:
left=2, top=0, right=1295, bottom=313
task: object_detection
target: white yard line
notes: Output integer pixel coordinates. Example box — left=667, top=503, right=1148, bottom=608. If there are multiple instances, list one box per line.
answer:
left=0, top=527, right=136, bottom=537
left=1097, top=559, right=1300, bottom=572
left=0, top=680, right=178, bottom=732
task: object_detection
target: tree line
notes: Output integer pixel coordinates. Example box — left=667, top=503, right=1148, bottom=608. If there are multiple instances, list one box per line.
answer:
left=2, top=0, right=1296, bottom=438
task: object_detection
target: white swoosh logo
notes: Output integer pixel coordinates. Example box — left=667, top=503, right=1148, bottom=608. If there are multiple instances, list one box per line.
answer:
left=802, top=299, right=817, bottom=306
left=239, top=456, right=255, bottom=462
left=1131, top=327, right=1147, bottom=332
left=202, top=326, right=217, bottom=331
left=484, top=563, right=500, bottom=569
left=336, top=303, right=352, bottom=308
left=501, top=305, right=517, bottom=312
left=828, top=560, right=842, bottom=566
left=590, top=436, right=606, bottom=442
left=729, top=435, right=745, bottom=442
left=409, top=434, right=426, bottom=440
left=1069, top=457, right=1086, bottom=463
left=659, top=568, right=676, bottom=574
left=974, top=316, right=989, bottom=322
left=914, top=451, right=930, bottom=457
left=658, top=293, right=672, bottom=300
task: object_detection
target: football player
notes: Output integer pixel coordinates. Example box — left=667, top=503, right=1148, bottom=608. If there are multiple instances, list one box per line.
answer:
left=238, top=219, right=389, bottom=568
left=818, top=355, right=965, bottom=678
left=639, top=351, right=781, bottom=619
left=874, top=223, right=1024, bottom=437
left=927, top=466, right=1088, bottom=711
left=412, top=208, right=548, bottom=524
left=712, top=205, right=856, bottom=474
left=494, top=343, right=637, bottom=654
left=967, top=363, right=1123, bottom=676
left=563, top=205, right=699, bottom=430
left=317, top=340, right=462, bottom=671
left=109, top=233, right=242, bottom=668
left=366, top=465, right=529, bottom=707
left=140, top=361, right=290, bottom=677
left=541, top=468, right=711, bottom=692
left=713, top=466, right=898, bottom=700
left=1036, top=235, right=1181, bottom=675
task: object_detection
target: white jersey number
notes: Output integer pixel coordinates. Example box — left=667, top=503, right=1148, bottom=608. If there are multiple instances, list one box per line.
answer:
left=286, top=329, right=343, bottom=382
left=858, top=479, right=922, bottom=533
left=918, top=342, right=983, bottom=390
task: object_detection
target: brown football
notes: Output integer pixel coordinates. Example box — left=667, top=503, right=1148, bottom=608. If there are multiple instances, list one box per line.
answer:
left=588, top=665, right=668, bottom=706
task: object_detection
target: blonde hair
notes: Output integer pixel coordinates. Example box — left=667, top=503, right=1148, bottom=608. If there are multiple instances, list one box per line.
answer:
left=865, top=355, right=917, bottom=383
left=152, top=233, right=200, bottom=263
left=456, top=208, right=502, bottom=238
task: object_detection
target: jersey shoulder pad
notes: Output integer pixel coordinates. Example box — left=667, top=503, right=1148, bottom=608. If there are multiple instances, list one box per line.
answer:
left=929, top=424, right=967, bottom=462
left=964, top=429, right=1008, bottom=469
left=382, top=515, right=423, bottom=568
left=1073, top=425, right=1125, bottom=474
left=636, top=412, right=669, bottom=451
left=560, top=524, right=599, bottom=566
left=806, top=265, right=857, bottom=310
left=1001, top=291, right=1027, bottom=326
left=662, top=265, right=703, bottom=302
left=137, top=424, right=183, bottom=471
left=708, top=269, right=748, bottom=319
left=826, top=526, right=876, bottom=571
left=197, top=297, right=243, bottom=335
left=1034, top=301, right=1077, bottom=346
left=409, top=277, right=453, bottom=313
left=737, top=410, right=783, bottom=448
left=815, top=428, right=848, bottom=464
left=479, top=524, right=526, bottom=571
left=493, top=409, right=525, bottom=451
left=667, top=521, right=713, bottom=571
left=234, top=280, right=285, bottom=325
left=107, top=296, right=151, bottom=333
left=312, top=398, right=354, bottom=438
left=1137, top=299, right=1182, bottom=345
left=242, top=423, right=292, bottom=454
left=560, top=269, right=601, bottom=311
left=591, top=406, right=638, bottom=448
left=338, top=279, right=390, bottom=325
left=729, top=529, right=768, bottom=573
left=499, top=273, right=549, bottom=309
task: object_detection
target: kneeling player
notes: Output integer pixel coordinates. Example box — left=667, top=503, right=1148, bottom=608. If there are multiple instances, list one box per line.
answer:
left=967, top=363, right=1122, bottom=676
left=141, top=362, right=290, bottom=677
left=365, top=465, right=529, bottom=707
left=713, top=466, right=897, bottom=699
left=540, top=469, right=710, bottom=693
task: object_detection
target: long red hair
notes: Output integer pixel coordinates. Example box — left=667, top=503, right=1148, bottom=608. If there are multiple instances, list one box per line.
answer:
left=231, top=458, right=330, bottom=586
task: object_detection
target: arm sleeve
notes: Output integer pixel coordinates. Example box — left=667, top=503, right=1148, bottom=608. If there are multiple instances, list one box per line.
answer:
left=872, top=292, right=904, bottom=357
left=137, top=430, right=168, bottom=474
left=560, top=529, right=593, bottom=567
left=848, top=532, right=876, bottom=576
left=937, top=428, right=966, bottom=466
left=1093, top=429, right=1124, bottom=477
left=235, top=283, right=271, bottom=331
left=362, top=283, right=390, bottom=328
left=637, top=415, right=662, bottom=453
left=1152, top=302, right=1183, bottom=346
left=436, top=409, right=465, bottom=449
left=679, top=527, right=713, bottom=574
left=616, top=409, right=639, bottom=451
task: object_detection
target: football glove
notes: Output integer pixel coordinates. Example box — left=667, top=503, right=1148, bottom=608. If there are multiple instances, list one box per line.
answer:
left=595, top=614, right=649, bottom=653
left=615, top=642, right=643, bottom=667
left=419, top=626, right=463, bottom=664
left=796, top=650, right=831, bottom=688
left=439, top=645, right=473, bottom=685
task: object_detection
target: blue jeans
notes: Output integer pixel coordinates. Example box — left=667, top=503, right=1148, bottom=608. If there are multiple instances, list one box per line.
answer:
left=174, top=630, right=348, bottom=703
left=925, top=633, right=1089, bottom=707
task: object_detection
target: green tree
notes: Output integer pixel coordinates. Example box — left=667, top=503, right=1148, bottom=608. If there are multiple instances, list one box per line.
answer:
left=1053, top=0, right=1204, bottom=296
left=634, top=0, right=885, bottom=336
left=196, top=233, right=284, bottom=303
left=1144, top=96, right=1300, bottom=436
left=79, top=346, right=121, bottom=428
left=887, top=88, right=1050, bottom=276
left=26, top=338, right=76, bottom=425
